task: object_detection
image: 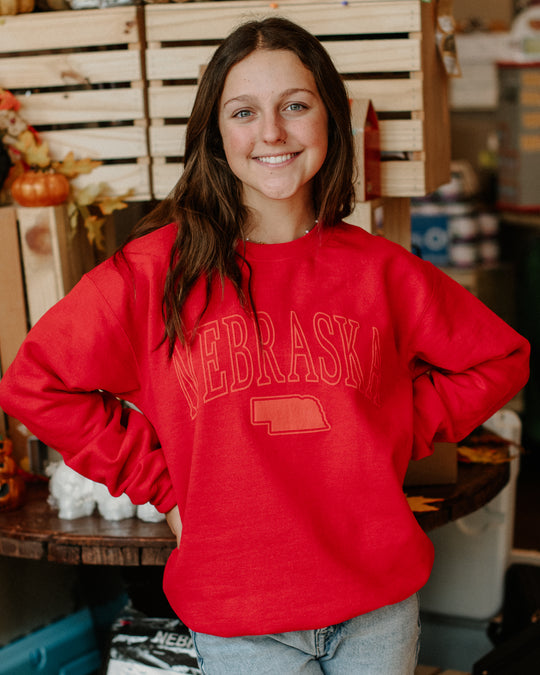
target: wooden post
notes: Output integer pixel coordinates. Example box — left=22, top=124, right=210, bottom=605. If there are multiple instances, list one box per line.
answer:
left=0, top=206, right=29, bottom=451
left=381, top=198, right=412, bottom=250
left=0, top=207, right=28, bottom=373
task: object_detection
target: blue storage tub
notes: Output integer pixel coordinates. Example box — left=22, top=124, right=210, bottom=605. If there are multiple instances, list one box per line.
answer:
left=411, top=212, right=450, bottom=266
left=0, top=607, right=101, bottom=675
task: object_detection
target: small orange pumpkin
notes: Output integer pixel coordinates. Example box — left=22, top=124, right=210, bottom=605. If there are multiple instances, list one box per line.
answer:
left=11, top=170, right=70, bottom=208
left=0, top=439, right=26, bottom=511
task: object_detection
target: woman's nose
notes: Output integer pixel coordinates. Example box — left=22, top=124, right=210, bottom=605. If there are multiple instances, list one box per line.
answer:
left=261, top=112, right=286, bottom=144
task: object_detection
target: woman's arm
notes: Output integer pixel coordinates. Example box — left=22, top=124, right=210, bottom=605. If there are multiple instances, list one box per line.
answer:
left=408, top=264, right=530, bottom=459
left=0, top=273, right=176, bottom=513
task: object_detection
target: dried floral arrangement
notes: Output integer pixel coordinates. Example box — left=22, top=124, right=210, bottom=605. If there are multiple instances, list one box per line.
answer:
left=0, top=88, right=130, bottom=250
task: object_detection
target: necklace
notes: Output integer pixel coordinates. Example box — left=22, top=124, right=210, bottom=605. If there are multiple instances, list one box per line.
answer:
left=245, top=219, right=318, bottom=244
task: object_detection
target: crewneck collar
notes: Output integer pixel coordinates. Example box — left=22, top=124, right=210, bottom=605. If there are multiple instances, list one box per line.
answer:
left=237, top=221, right=327, bottom=261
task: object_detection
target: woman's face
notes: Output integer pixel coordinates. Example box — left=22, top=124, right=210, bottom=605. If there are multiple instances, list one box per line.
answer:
left=218, top=49, right=328, bottom=214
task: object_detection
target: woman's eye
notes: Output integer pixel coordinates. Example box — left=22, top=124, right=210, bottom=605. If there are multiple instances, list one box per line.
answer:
left=286, top=103, right=307, bottom=112
left=234, top=109, right=252, bottom=119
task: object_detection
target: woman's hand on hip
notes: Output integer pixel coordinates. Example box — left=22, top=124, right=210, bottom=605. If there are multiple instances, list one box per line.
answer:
left=166, top=505, right=183, bottom=548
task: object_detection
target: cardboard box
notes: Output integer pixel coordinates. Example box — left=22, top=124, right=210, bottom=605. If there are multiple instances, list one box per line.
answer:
left=404, top=442, right=458, bottom=486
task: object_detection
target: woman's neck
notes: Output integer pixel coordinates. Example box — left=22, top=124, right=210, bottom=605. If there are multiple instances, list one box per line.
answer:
left=244, top=199, right=317, bottom=245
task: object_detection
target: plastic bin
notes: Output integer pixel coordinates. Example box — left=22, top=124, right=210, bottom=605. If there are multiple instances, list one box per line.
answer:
left=0, top=607, right=100, bottom=675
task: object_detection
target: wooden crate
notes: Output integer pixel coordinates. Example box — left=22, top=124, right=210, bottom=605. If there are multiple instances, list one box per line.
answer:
left=0, top=6, right=151, bottom=200
left=15, top=205, right=97, bottom=327
left=145, top=0, right=451, bottom=202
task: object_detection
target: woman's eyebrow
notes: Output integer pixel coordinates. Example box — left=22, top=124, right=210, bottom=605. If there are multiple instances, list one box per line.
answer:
left=222, top=88, right=317, bottom=108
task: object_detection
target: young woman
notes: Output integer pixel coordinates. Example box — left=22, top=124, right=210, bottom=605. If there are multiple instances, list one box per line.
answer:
left=0, top=17, right=529, bottom=674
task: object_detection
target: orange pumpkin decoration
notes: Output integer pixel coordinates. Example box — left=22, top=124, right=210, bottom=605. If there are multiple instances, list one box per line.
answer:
left=0, top=439, right=26, bottom=511
left=11, top=170, right=70, bottom=208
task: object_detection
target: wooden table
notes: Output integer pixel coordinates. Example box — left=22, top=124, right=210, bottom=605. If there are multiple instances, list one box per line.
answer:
left=0, top=460, right=510, bottom=567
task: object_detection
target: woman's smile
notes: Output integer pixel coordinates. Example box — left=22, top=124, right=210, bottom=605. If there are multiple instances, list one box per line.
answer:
left=253, top=152, right=301, bottom=166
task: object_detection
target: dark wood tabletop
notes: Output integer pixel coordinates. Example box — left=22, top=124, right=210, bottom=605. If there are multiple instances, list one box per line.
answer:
left=0, top=460, right=510, bottom=567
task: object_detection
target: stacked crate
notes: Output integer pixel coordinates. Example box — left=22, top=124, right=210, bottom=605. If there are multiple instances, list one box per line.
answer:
left=0, top=8, right=148, bottom=456
left=0, top=6, right=150, bottom=200
left=145, top=0, right=450, bottom=207
left=0, top=1, right=451, bottom=216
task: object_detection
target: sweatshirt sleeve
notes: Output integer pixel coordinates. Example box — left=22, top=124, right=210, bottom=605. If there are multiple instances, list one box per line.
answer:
left=0, top=272, right=176, bottom=513
left=408, top=263, right=530, bottom=460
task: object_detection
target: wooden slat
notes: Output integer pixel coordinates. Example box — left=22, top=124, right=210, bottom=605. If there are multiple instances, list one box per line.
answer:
left=48, top=542, right=82, bottom=565
left=71, top=163, right=152, bottom=201
left=146, top=38, right=421, bottom=81
left=81, top=545, right=140, bottom=566
left=148, top=85, right=199, bottom=120
left=345, top=79, right=423, bottom=113
left=0, top=207, right=28, bottom=373
left=146, top=45, right=222, bottom=81
left=380, top=161, right=427, bottom=197
left=0, top=51, right=142, bottom=90
left=379, top=119, right=424, bottom=152
left=149, top=125, right=186, bottom=157
left=149, top=119, right=423, bottom=159
left=41, top=126, right=148, bottom=162
left=324, top=39, right=421, bottom=74
left=0, top=6, right=140, bottom=54
left=152, top=163, right=184, bottom=200
left=18, top=89, right=145, bottom=126
left=141, top=545, right=176, bottom=566
left=145, top=0, right=421, bottom=42
left=0, top=536, right=45, bottom=560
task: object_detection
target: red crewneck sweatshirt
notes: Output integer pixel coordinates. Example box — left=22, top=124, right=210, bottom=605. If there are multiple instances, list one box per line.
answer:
left=0, top=222, right=529, bottom=636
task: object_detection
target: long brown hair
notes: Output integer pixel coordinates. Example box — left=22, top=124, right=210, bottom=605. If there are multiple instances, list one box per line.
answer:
left=127, top=17, right=356, bottom=354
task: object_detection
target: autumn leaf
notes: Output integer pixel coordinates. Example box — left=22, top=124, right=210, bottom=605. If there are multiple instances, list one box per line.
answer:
left=457, top=445, right=513, bottom=465
left=97, top=193, right=131, bottom=215
left=13, top=130, right=51, bottom=168
left=83, top=214, right=107, bottom=251
left=53, top=152, right=102, bottom=178
left=406, top=496, right=444, bottom=513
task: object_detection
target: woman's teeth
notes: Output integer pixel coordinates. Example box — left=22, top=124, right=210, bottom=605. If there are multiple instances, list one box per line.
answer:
left=256, top=153, right=297, bottom=165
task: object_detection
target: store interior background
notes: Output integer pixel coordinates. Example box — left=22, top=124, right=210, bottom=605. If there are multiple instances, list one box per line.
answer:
left=449, top=0, right=540, bottom=552
left=1, top=0, right=540, bottom=672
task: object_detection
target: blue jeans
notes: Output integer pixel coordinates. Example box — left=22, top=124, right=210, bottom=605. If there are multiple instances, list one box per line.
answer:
left=191, top=594, right=420, bottom=674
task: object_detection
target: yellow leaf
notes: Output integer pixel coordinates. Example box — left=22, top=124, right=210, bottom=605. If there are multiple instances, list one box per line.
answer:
left=97, top=195, right=129, bottom=215
left=53, top=152, right=102, bottom=178
left=406, top=496, right=444, bottom=513
left=14, top=130, right=50, bottom=168
left=457, top=445, right=513, bottom=465
left=83, top=214, right=107, bottom=251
